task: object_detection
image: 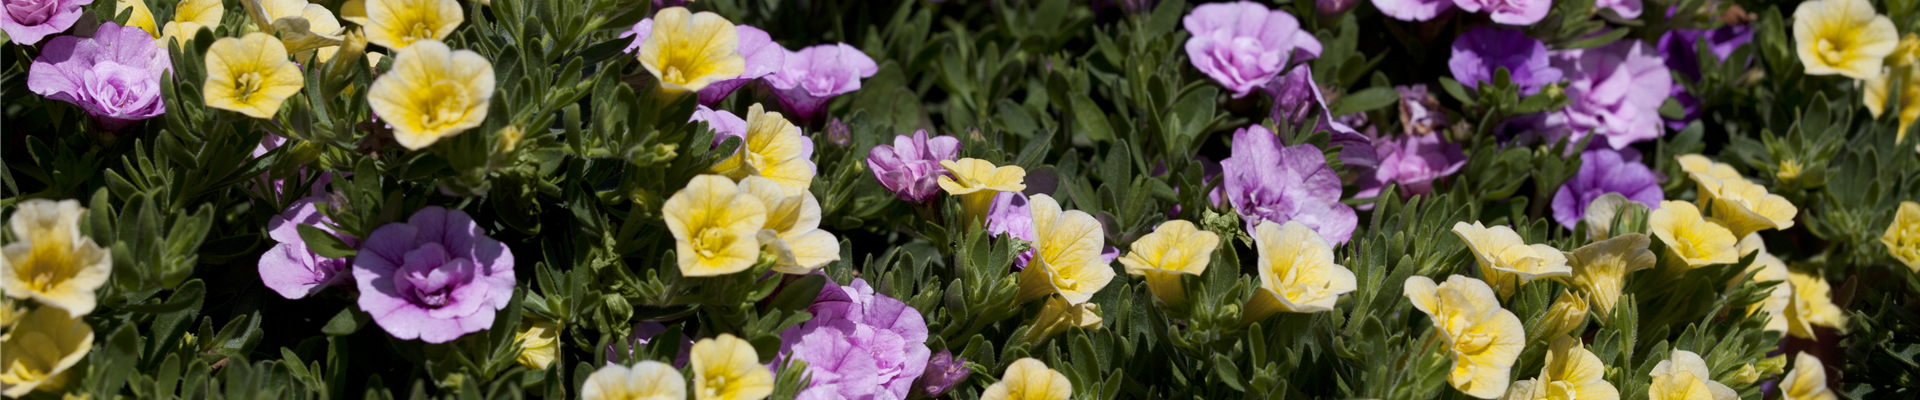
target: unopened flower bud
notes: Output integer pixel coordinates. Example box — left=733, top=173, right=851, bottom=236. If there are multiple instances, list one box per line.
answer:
left=1025, top=296, right=1102, bottom=345
left=825, top=118, right=851, bottom=148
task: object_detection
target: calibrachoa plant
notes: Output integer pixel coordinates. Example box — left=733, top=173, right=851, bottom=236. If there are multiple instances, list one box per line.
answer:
left=7, top=0, right=1920, bottom=398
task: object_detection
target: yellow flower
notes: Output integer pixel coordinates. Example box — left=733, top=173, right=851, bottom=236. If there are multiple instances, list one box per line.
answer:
left=1024, top=295, right=1102, bottom=345
left=244, top=0, right=347, bottom=61
left=709, top=104, right=817, bottom=194
left=513, top=320, right=558, bottom=370
left=1243, top=220, right=1356, bottom=323
left=663, top=175, right=768, bottom=277
left=1535, top=291, right=1588, bottom=342
left=0, top=299, right=21, bottom=338
left=1785, top=270, right=1847, bottom=339
left=1793, top=0, right=1899, bottom=80
left=637, top=7, right=744, bottom=94
left=202, top=32, right=306, bottom=119
left=690, top=334, right=773, bottom=400
left=1676, top=154, right=1743, bottom=206
left=1780, top=353, right=1837, bottom=400
left=1649, top=201, right=1740, bottom=271
left=1742, top=242, right=1805, bottom=336
left=1881, top=201, right=1920, bottom=272
left=582, top=360, right=686, bottom=400
left=0, top=307, right=93, bottom=398
left=737, top=176, right=839, bottom=274
left=1014, top=194, right=1113, bottom=305
left=937, top=158, right=1027, bottom=223
left=1, top=199, right=110, bottom=318
left=360, top=0, right=464, bottom=50
left=1566, top=233, right=1654, bottom=319
left=1500, top=336, right=1618, bottom=400
left=159, top=0, right=222, bottom=48
left=367, top=39, right=495, bottom=150
left=1890, top=33, right=1920, bottom=67
left=116, top=0, right=158, bottom=38
left=980, top=358, right=1071, bottom=400
left=1864, top=65, right=1920, bottom=140
left=1701, top=178, right=1797, bottom=239
left=1118, top=220, right=1219, bottom=310
left=1452, top=221, right=1570, bottom=299
left=1648, top=349, right=1738, bottom=400
left=1404, top=275, right=1525, bottom=399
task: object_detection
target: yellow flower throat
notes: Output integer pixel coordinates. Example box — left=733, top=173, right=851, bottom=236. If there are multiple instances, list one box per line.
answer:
left=692, top=227, right=728, bottom=259
left=235, top=72, right=265, bottom=103
left=18, top=237, right=77, bottom=292
left=415, top=80, right=472, bottom=131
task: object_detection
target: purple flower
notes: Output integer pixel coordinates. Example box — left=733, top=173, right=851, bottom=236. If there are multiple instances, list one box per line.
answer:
left=1396, top=85, right=1449, bottom=136
left=1264, top=66, right=1380, bottom=171
left=866, top=129, right=959, bottom=204
left=909, top=350, right=971, bottom=399
left=1455, top=0, right=1549, bottom=25
left=26, top=22, right=169, bottom=130
left=1449, top=27, right=1562, bottom=95
left=259, top=197, right=355, bottom=299
left=1549, top=40, right=1673, bottom=150
left=1318, top=0, right=1362, bottom=15
left=690, top=105, right=748, bottom=146
left=779, top=278, right=929, bottom=400
left=1596, top=0, right=1643, bottom=18
left=0, top=0, right=92, bottom=44
left=987, top=192, right=1120, bottom=270
left=766, top=43, right=879, bottom=127
left=353, top=206, right=516, bottom=344
left=622, top=21, right=785, bottom=106
left=1355, top=134, right=1466, bottom=202
left=1659, top=24, right=1752, bottom=130
left=1182, top=1, right=1322, bottom=98
left=1371, top=0, right=1452, bottom=21
left=1551, top=148, right=1663, bottom=230
left=1220, top=125, right=1358, bottom=244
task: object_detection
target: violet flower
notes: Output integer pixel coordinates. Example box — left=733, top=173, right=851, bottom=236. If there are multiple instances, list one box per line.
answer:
left=259, top=197, right=355, bottom=299
left=690, top=105, right=749, bottom=146
left=1549, top=40, right=1673, bottom=150
left=867, top=129, right=960, bottom=204
left=1264, top=66, right=1379, bottom=171
left=766, top=43, right=879, bottom=127
left=987, top=192, right=1120, bottom=270
left=1220, top=125, right=1358, bottom=244
left=26, top=22, right=169, bottom=130
left=353, top=206, right=516, bottom=344
left=1182, top=1, right=1322, bottom=98
left=1396, top=84, right=1449, bottom=136
left=0, top=0, right=93, bottom=44
left=1455, top=0, right=1549, bottom=25
left=622, top=21, right=784, bottom=106
left=909, top=349, right=971, bottom=399
left=778, top=278, right=929, bottom=400
left=1659, top=24, right=1753, bottom=130
left=1551, top=148, right=1663, bottom=230
left=1318, top=0, right=1362, bottom=15
left=1449, top=26, right=1563, bottom=95
left=1354, top=134, right=1466, bottom=202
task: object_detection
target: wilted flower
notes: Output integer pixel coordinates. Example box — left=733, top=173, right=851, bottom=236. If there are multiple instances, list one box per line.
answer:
left=582, top=361, right=686, bottom=400
left=0, top=306, right=92, bottom=397
left=766, top=43, right=879, bottom=126
left=1780, top=353, right=1837, bottom=400
left=738, top=177, right=839, bottom=274
left=1181, top=1, right=1321, bottom=97
left=663, top=175, right=769, bottom=277
left=1453, top=221, right=1571, bottom=299
left=1015, top=194, right=1113, bottom=305
left=1396, top=85, right=1450, bottom=135
left=1552, top=148, right=1664, bottom=231
left=360, top=0, right=463, bottom=50
left=0, top=0, right=92, bottom=44
left=1244, top=221, right=1356, bottom=323
left=1742, top=240, right=1804, bottom=336
left=1648, top=349, right=1738, bottom=400
left=1547, top=40, right=1673, bottom=150
left=1535, top=290, right=1589, bottom=341
left=939, top=158, right=1026, bottom=223
left=1701, top=177, right=1797, bottom=239
left=1356, top=133, right=1466, bottom=201
left=1, top=199, right=110, bottom=318
left=1882, top=201, right=1920, bottom=272
left=159, top=0, right=222, bottom=47
left=1119, top=220, right=1220, bottom=310
left=1648, top=201, right=1740, bottom=271
left=980, top=358, right=1071, bottom=400
left=706, top=104, right=818, bottom=194
left=778, top=278, right=929, bottom=400
left=352, top=206, right=517, bottom=343
left=258, top=196, right=354, bottom=299
left=1220, top=125, right=1358, bottom=244
left=514, top=320, right=559, bottom=370
left=867, top=129, right=960, bottom=204
left=910, top=350, right=971, bottom=399
left=244, top=0, right=346, bottom=61
left=691, top=334, right=775, bottom=400
left=1025, top=295, right=1102, bottom=345
left=638, top=7, right=744, bottom=94
left=203, top=32, right=306, bottom=119
left=367, top=39, right=495, bottom=150
left=1566, top=233, right=1655, bottom=319
left=1501, top=336, right=1617, bottom=400
left=26, top=22, right=170, bottom=131
left=1449, top=27, right=1562, bottom=95
left=623, top=20, right=783, bottom=105
left=1405, top=275, right=1525, bottom=399
left=1793, top=0, right=1898, bottom=80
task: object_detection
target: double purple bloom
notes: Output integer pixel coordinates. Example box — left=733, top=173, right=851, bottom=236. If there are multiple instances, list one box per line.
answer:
left=867, top=129, right=959, bottom=204
left=354, top=207, right=516, bottom=344
left=1182, top=1, right=1322, bottom=98
left=1220, top=125, right=1358, bottom=244
left=0, top=0, right=92, bottom=44
left=779, top=278, right=929, bottom=400
left=1551, top=148, right=1663, bottom=230
left=1549, top=40, right=1674, bottom=150
left=27, top=22, right=169, bottom=130
left=1355, top=134, right=1466, bottom=202
left=766, top=43, right=880, bottom=127
left=1373, top=0, right=1547, bottom=25
left=259, top=197, right=355, bottom=300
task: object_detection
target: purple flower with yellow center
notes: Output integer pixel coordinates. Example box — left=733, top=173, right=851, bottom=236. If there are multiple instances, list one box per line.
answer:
left=623, top=20, right=785, bottom=105
left=778, top=278, right=929, bottom=400
left=259, top=196, right=355, bottom=299
left=766, top=43, right=878, bottom=127
left=26, top=22, right=169, bottom=130
left=1182, top=1, right=1322, bottom=98
left=353, top=206, right=516, bottom=344
left=1548, top=40, right=1674, bottom=150
left=1552, top=148, right=1664, bottom=230
left=1449, top=27, right=1563, bottom=95
left=1220, top=125, right=1358, bottom=245
left=867, top=129, right=960, bottom=204
left=1355, top=133, right=1466, bottom=202
left=0, top=0, right=93, bottom=44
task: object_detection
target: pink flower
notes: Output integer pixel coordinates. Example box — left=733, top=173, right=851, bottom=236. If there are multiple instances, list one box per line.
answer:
left=779, top=278, right=929, bottom=400
left=1220, top=125, right=1357, bottom=244
left=259, top=197, right=355, bottom=299
left=353, top=207, right=516, bottom=344
left=26, top=22, right=169, bottom=130
left=0, top=0, right=93, bottom=44
left=1550, top=40, right=1673, bottom=150
left=766, top=43, right=879, bottom=127
left=866, top=129, right=959, bottom=204
left=1355, top=134, right=1466, bottom=203
left=1454, top=0, right=1549, bottom=25
left=1370, top=0, right=1453, bottom=21
left=1183, top=1, right=1322, bottom=97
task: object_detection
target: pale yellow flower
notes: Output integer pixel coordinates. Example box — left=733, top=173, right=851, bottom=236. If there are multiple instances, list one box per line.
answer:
left=1452, top=221, right=1570, bottom=299
left=1676, top=154, right=1743, bottom=206
left=938, top=158, right=1026, bottom=223
left=1500, top=336, right=1618, bottom=400
left=1015, top=194, right=1112, bottom=305
left=1864, top=65, right=1920, bottom=141
left=1649, top=201, right=1740, bottom=271
left=0, top=299, right=21, bottom=337
left=1881, top=201, right=1920, bottom=272
left=1702, top=178, right=1797, bottom=239
left=1243, top=220, right=1356, bottom=323
left=1780, top=353, right=1837, bottom=400
left=582, top=360, right=687, bottom=400
left=663, top=175, right=769, bottom=277
left=1566, top=233, right=1654, bottom=319
left=203, top=32, right=306, bottom=119
left=980, top=358, right=1071, bottom=400
left=367, top=39, right=495, bottom=150
left=1648, top=349, right=1738, bottom=400
left=637, top=7, right=744, bottom=94
left=690, top=334, right=773, bottom=400
left=1794, top=0, right=1900, bottom=80
left=159, top=0, right=222, bottom=47
left=1741, top=241, right=1805, bottom=336
left=737, top=176, right=839, bottom=274
left=1890, top=33, right=1920, bottom=67
left=360, top=0, right=463, bottom=50
left=1536, top=291, right=1589, bottom=341
left=1785, top=270, right=1847, bottom=339
left=116, top=0, right=158, bottom=38
left=243, top=0, right=347, bottom=61
left=709, top=104, right=816, bottom=194
left=1118, top=220, right=1219, bottom=310
left=1024, top=295, right=1101, bottom=344
left=0, top=307, right=93, bottom=398
left=1582, top=192, right=1645, bottom=239
left=1, top=199, right=110, bottom=318
left=1404, top=275, right=1525, bottom=399
left=513, top=320, right=558, bottom=370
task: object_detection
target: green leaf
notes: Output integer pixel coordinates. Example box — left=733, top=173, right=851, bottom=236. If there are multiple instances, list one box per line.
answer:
left=1329, top=87, right=1399, bottom=116
left=1658, top=98, right=1687, bottom=120
left=297, top=224, right=356, bottom=259
left=1070, top=93, right=1116, bottom=143
left=322, top=307, right=370, bottom=336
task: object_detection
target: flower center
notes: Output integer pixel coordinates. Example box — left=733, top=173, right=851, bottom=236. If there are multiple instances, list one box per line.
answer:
left=692, top=227, right=728, bottom=258
left=1816, top=37, right=1848, bottom=65
left=404, top=21, right=436, bottom=45
left=1546, top=381, right=1578, bottom=400
left=703, top=374, right=729, bottom=397
left=1453, top=331, right=1495, bottom=354
left=4, top=0, right=53, bottom=25
left=19, top=237, right=77, bottom=293
left=235, top=72, right=265, bottom=103
left=417, top=80, right=471, bottom=132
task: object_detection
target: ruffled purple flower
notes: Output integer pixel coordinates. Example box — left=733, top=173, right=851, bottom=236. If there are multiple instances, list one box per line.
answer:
left=1549, top=40, right=1673, bottom=150
left=622, top=21, right=784, bottom=106
left=1221, top=125, right=1357, bottom=244
left=1182, top=1, right=1322, bottom=98
left=1355, top=134, right=1466, bottom=202
left=259, top=197, right=355, bottom=300
left=1264, top=66, right=1379, bottom=171
left=1449, top=27, right=1562, bottom=95
left=1659, top=24, right=1752, bottom=130
left=909, top=350, right=971, bottom=399
left=27, top=22, right=169, bottom=130
left=779, top=278, right=929, bottom=400
left=1551, top=148, right=1663, bottom=230
left=0, top=0, right=93, bottom=44
left=867, top=129, right=959, bottom=204
left=353, top=207, right=516, bottom=344
left=987, top=192, right=1120, bottom=270
left=1455, top=0, right=1549, bottom=25
left=766, top=43, right=879, bottom=127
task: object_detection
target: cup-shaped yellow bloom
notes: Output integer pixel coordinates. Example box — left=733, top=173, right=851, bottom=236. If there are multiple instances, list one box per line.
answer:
left=1780, top=353, right=1837, bottom=400
left=1892, top=33, right=1920, bottom=67
left=367, top=39, right=494, bottom=150
left=663, top=175, right=769, bottom=277
left=690, top=334, right=773, bottom=400
left=582, top=360, right=687, bottom=400
left=1743, top=246, right=1805, bottom=336
left=1794, top=0, right=1899, bottom=80
left=981, top=358, right=1071, bottom=400
left=0, top=307, right=93, bottom=398
left=1, top=200, right=110, bottom=318
left=1025, top=295, right=1102, bottom=345
left=1118, top=220, right=1219, bottom=310
left=513, top=320, right=558, bottom=370
left=1677, top=154, right=1743, bottom=206
left=1648, top=349, right=1738, bottom=400
left=1534, top=290, right=1589, bottom=342
left=1500, top=336, right=1618, bottom=400
left=203, top=33, right=307, bottom=119
left=245, top=0, right=347, bottom=60
left=360, top=0, right=463, bottom=50
left=117, top=0, right=158, bottom=38
left=1864, top=66, right=1920, bottom=141
left=1785, top=270, right=1847, bottom=339
left=1649, top=201, right=1740, bottom=271
left=738, top=176, right=839, bottom=274
left=159, top=0, right=223, bottom=47
left=1566, top=233, right=1654, bottom=319
left=638, top=7, right=744, bottom=94
left=1015, top=194, right=1113, bottom=305
left=1703, top=178, right=1797, bottom=239
left=1881, top=201, right=1920, bottom=272
left=1243, top=220, right=1356, bottom=323
left=938, top=158, right=1027, bottom=223
left=1404, top=275, right=1525, bottom=399
left=709, top=104, right=817, bottom=194
left=1453, top=221, right=1571, bottom=299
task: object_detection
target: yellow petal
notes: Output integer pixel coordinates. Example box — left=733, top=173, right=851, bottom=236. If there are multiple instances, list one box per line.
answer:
left=1120, top=220, right=1219, bottom=309
left=1794, top=0, right=1901, bottom=80
left=663, top=175, right=769, bottom=277
left=1452, top=221, right=1569, bottom=299
left=203, top=33, right=307, bottom=119
left=0, top=307, right=94, bottom=398
left=637, top=7, right=744, bottom=93
left=1780, top=352, right=1837, bottom=400
left=1019, top=195, right=1111, bottom=305
left=690, top=334, right=773, bottom=400
left=981, top=358, right=1072, bottom=400
left=116, top=0, right=158, bottom=38
left=1649, top=201, right=1740, bottom=270
left=363, top=0, right=464, bottom=50
left=367, top=39, right=495, bottom=150
left=1566, top=233, right=1655, bottom=319
left=1881, top=201, right=1920, bottom=272
left=582, top=361, right=686, bottom=400
left=1248, top=221, right=1354, bottom=317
